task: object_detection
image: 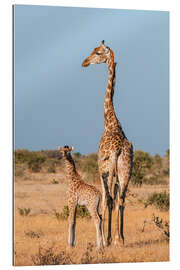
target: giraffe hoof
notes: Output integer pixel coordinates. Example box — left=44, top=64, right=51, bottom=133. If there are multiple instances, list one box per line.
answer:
left=103, top=241, right=108, bottom=247
left=113, top=236, right=124, bottom=247
left=107, top=238, right=112, bottom=246
left=113, top=239, right=124, bottom=247
left=66, top=245, right=74, bottom=251
left=113, top=240, right=122, bottom=247
left=96, top=246, right=104, bottom=252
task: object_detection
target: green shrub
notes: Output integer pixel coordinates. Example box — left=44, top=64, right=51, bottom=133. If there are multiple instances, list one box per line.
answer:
left=45, top=160, right=57, bottom=173
left=51, top=179, right=59, bottom=184
left=80, top=153, right=99, bottom=182
left=14, top=149, right=32, bottom=164
left=41, top=150, right=62, bottom=159
left=14, top=149, right=46, bottom=172
left=55, top=205, right=91, bottom=220
left=18, top=208, right=31, bottom=216
left=28, top=156, right=46, bottom=172
left=153, top=154, right=162, bottom=168
left=14, top=163, right=27, bottom=177
left=25, top=231, right=42, bottom=239
left=144, top=192, right=169, bottom=211
left=131, top=150, right=153, bottom=186
left=73, top=152, right=82, bottom=159
left=152, top=214, right=169, bottom=239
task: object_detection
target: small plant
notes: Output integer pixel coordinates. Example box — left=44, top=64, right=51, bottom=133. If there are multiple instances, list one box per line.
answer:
left=81, top=242, right=94, bottom=264
left=18, top=208, right=31, bottom=216
left=76, top=205, right=91, bottom=218
left=81, top=242, right=115, bottom=264
left=51, top=179, right=59, bottom=184
left=32, top=247, right=73, bottom=265
left=152, top=214, right=170, bottom=240
left=47, top=166, right=56, bottom=173
left=25, top=230, right=42, bottom=239
left=54, top=211, right=64, bottom=221
left=55, top=205, right=91, bottom=221
left=144, top=192, right=169, bottom=211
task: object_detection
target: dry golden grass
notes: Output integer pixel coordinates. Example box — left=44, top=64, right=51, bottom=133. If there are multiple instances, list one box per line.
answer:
left=14, top=171, right=169, bottom=266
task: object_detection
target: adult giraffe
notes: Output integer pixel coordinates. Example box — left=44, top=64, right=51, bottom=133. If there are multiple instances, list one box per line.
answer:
left=82, top=41, right=133, bottom=246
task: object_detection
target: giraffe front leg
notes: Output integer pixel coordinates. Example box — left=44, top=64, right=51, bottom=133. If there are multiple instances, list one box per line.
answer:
left=67, top=203, right=77, bottom=247
left=101, top=192, right=107, bottom=247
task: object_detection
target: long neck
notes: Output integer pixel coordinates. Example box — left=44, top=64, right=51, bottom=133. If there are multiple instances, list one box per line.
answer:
left=104, top=50, right=119, bottom=132
left=63, top=154, right=77, bottom=179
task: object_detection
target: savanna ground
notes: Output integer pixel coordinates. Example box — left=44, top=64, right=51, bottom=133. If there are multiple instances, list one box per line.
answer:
left=14, top=149, right=169, bottom=266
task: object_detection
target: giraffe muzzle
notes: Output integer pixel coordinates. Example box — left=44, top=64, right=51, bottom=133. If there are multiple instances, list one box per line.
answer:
left=82, top=58, right=90, bottom=67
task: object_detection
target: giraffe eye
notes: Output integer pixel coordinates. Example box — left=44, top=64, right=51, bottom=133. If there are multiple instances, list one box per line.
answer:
left=96, top=52, right=102, bottom=55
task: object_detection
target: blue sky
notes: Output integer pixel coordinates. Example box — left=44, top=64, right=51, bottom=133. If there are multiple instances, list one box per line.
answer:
left=14, top=5, right=169, bottom=155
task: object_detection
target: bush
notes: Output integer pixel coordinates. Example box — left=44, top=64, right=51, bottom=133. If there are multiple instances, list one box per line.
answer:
left=143, top=175, right=167, bottom=185
left=14, top=163, right=27, bottom=177
left=14, top=149, right=46, bottom=172
left=41, top=150, right=62, bottom=159
left=55, top=205, right=91, bottom=220
left=25, top=231, right=42, bottom=239
left=80, top=153, right=99, bottom=182
left=144, top=192, right=169, bottom=211
left=131, top=150, right=153, bottom=186
left=28, top=157, right=46, bottom=172
left=73, top=152, right=82, bottom=159
left=45, top=159, right=57, bottom=173
left=18, top=208, right=31, bottom=216
left=153, top=154, right=162, bottom=168
left=51, top=179, right=59, bottom=184
left=32, top=247, right=73, bottom=265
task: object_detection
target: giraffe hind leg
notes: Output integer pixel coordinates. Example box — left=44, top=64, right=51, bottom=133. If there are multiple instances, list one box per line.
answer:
left=116, top=142, right=133, bottom=245
left=102, top=172, right=113, bottom=245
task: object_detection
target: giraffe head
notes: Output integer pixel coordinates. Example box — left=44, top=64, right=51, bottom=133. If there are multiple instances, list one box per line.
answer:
left=82, top=40, right=113, bottom=67
left=58, top=145, right=74, bottom=158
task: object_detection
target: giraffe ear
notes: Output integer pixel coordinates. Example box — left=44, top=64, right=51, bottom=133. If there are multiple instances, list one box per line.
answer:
left=70, top=145, right=74, bottom=152
left=58, top=146, right=63, bottom=151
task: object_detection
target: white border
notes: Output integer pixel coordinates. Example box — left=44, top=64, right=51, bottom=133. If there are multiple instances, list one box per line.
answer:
left=1, top=0, right=179, bottom=269
left=7, top=0, right=173, bottom=10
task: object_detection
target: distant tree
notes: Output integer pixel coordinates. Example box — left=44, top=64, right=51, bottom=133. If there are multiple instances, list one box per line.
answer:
left=131, top=150, right=153, bottom=186
left=73, top=152, right=82, bottom=159
left=153, top=154, right=162, bottom=167
left=166, top=149, right=170, bottom=161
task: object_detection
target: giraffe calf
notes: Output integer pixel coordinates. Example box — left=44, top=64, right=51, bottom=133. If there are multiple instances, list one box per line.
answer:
left=58, top=145, right=104, bottom=249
